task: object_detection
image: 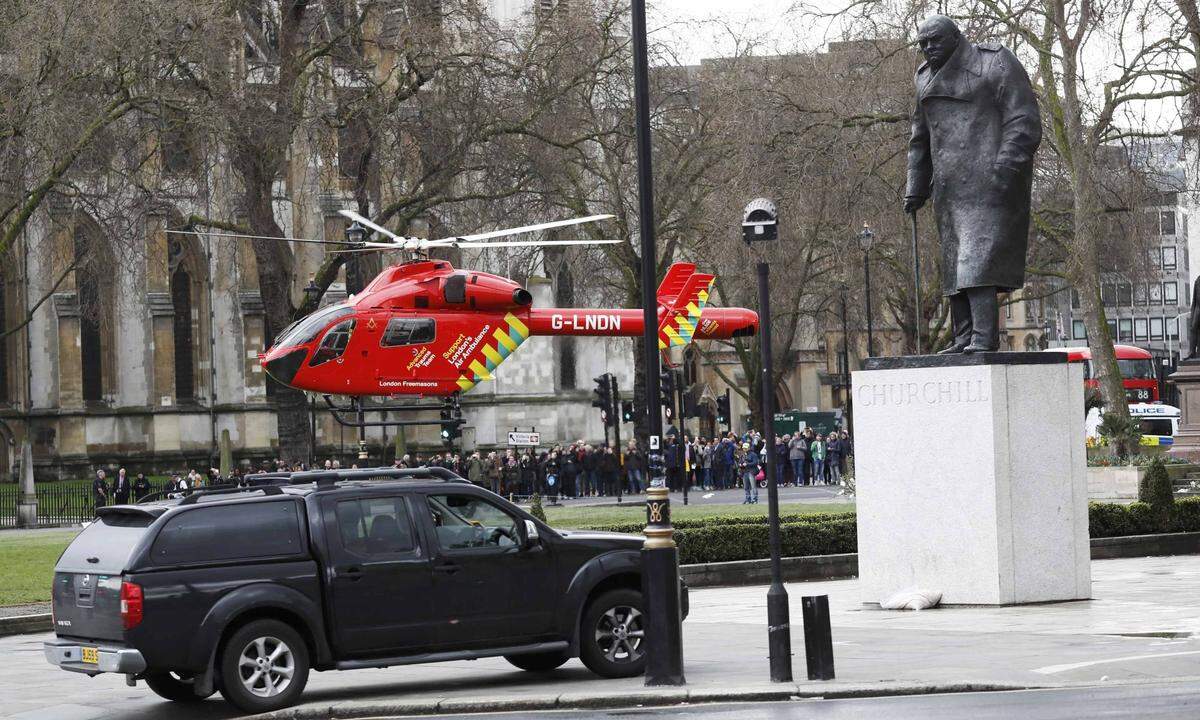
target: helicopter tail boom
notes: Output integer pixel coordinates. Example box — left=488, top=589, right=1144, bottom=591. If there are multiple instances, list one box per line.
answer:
left=524, top=307, right=757, bottom=339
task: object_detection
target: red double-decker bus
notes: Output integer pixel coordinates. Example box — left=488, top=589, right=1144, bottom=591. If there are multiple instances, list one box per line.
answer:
left=1055, top=344, right=1159, bottom=403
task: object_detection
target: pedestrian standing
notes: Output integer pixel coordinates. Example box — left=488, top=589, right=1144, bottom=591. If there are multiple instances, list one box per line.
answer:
left=788, top=433, right=808, bottom=487
left=133, top=472, right=151, bottom=501
left=811, top=434, right=827, bottom=485
left=542, top=451, right=561, bottom=502
left=113, top=468, right=131, bottom=505
left=699, top=439, right=713, bottom=490
left=519, top=451, right=537, bottom=497
left=502, top=449, right=518, bottom=496
left=625, top=441, right=644, bottom=494
left=826, top=434, right=843, bottom=485
left=738, top=443, right=759, bottom=504
left=773, top=437, right=789, bottom=487
left=581, top=445, right=598, bottom=496
left=92, top=469, right=108, bottom=515
left=465, top=451, right=485, bottom=487
left=599, top=445, right=619, bottom=496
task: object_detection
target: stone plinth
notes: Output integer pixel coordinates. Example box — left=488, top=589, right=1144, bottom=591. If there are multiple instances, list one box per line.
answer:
left=1169, top=360, right=1200, bottom=461
left=852, top=352, right=1090, bottom=605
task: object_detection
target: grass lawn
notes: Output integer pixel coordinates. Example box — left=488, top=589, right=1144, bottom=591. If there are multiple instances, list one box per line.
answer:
left=540, top=501, right=853, bottom=529
left=0, top=529, right=79, bottom=606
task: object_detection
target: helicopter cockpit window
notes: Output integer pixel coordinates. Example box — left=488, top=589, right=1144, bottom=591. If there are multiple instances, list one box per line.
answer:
left=274, top=304, right=353, bottom=349
left=309, top=319, right=355, bottom=367
left=380, top=318, right=436, bottom=347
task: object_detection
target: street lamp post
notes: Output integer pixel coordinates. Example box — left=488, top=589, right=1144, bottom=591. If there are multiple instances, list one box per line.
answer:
left=742, top=198, right=793, bottom=683
left=841, top=286, right=853, bottom=439
left=858, top=223, right=876, bottom=357
left=303, top=276, right=323, bottom=467
left=632, top=0, right=685, bottom=687
left=345, top=220, right=368, bottom=295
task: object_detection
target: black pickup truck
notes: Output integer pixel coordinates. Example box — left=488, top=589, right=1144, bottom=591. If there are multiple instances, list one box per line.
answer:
left=44, top=467, right=686, bottom=713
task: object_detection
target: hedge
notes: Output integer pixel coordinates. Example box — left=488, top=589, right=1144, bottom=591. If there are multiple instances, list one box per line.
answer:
left=569, top=499, right=1200, bottom=565
left=1089, top=496, right=1200, bottom=538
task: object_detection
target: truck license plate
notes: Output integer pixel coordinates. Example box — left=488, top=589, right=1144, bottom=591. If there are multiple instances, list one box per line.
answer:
left=80, top=647, right=98, bottom=664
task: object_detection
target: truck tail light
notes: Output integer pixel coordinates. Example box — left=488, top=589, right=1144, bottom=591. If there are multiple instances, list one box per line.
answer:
left=120, top=581, right=143, bottom=630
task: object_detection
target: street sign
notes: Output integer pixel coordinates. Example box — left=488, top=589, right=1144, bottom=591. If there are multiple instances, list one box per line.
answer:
left=507, top=431, right=540, bottom=446
left=774, top=410, right=840, bottom=437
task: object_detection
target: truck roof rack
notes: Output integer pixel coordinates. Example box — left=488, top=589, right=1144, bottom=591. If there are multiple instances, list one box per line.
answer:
left=285, top=465, right=470, bottom=489
left=176, top=485, right=284, bottom=505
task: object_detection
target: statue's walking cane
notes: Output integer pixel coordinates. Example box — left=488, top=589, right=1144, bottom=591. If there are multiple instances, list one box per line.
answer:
left=909, top=210, right=922, bottom=355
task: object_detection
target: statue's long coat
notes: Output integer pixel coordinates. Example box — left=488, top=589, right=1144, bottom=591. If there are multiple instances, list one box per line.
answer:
left=906, top=39, right=1041, bottom=294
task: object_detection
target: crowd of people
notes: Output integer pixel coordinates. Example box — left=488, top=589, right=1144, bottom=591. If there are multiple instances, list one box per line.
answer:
left=662, top=428, right=852, bottom=504
left=91, top=426, right=851, bottom=513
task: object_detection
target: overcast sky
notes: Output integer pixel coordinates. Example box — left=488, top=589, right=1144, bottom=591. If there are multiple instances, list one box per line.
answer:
left=648, top=0, right=816, bottom=64
left=645, top=0, right=1186, bottom=135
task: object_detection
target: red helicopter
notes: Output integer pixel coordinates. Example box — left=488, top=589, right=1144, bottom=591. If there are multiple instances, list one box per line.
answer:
left=183, top=210, right=759, bottom=398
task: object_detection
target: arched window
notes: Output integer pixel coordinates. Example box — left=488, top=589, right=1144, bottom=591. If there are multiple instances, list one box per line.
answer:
left=0, top=273, right=8, bottom=404
left=170, top=265, right=194, bottom=400
left=167, top=233, right=208, bottom=403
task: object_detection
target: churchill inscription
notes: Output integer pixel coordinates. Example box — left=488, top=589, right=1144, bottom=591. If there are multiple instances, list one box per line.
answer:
left=857, top=379, right=990, bottom=407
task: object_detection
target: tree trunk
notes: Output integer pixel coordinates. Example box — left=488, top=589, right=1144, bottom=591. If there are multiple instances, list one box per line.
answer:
left=1071, top=171, right=1129, bottom=421
left=244, top=174, right=312, bottom=465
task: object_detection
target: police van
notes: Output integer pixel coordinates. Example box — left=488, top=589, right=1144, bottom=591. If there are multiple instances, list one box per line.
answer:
left=1085, top=403, right=1180, bottom=446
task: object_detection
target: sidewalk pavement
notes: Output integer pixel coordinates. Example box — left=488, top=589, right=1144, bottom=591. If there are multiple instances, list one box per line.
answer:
left=4, top=554, right=1200, bottom=719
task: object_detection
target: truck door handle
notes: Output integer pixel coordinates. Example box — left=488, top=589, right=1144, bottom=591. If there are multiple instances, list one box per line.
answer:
left=339, top=566, right=363, bottom=581
left=433, top=562, right=461, bottom=575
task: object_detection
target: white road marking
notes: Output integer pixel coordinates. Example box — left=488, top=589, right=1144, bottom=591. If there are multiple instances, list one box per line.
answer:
left=1032, top=650, right=1200, bottom=675
left=702, top=493, right=714, bottom=499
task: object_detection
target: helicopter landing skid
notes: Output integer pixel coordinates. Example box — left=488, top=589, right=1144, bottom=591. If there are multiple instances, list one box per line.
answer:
left=322, top=395, right=458, bottom=429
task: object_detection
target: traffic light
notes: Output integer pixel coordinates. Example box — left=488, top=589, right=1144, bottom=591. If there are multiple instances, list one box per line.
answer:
left=659, top=367, right=674, bottom=407
left=592, top=373, right=613, bottom=413
left=440, top=396, right=463, bottom=447
left=621, top=400, right=634, bottom=423
left=716, top=389, right=731, bottom=427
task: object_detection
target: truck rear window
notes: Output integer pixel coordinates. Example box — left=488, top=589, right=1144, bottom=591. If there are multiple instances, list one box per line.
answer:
left=56, top=513, right=155, bottom=574
left=150, top=501, right=303, bottom=566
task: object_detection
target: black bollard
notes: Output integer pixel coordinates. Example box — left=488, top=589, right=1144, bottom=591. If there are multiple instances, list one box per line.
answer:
left=801, top=594, right=835, bottom=681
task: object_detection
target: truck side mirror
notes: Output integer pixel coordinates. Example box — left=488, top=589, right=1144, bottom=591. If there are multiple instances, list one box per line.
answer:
left=523, top=519, right=541, bottom=550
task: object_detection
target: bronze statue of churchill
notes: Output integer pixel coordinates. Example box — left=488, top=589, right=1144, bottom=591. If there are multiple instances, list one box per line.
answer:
left=904, top=16, right=1042, bottom=353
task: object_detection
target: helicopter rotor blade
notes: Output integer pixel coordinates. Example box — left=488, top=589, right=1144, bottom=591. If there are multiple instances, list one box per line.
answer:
left=337, top=209, right=407, bottom=245
left=423, top=214, right=615, bottom=247
left=165, top=229, right=361, bottom=246
left=442, top=238, right=623, bottom=249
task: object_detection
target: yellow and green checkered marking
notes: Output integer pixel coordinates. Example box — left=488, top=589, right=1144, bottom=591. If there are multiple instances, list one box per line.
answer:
left=456, top=313, right=530, bottom=392
left=658, top=280, right=712, bottom=350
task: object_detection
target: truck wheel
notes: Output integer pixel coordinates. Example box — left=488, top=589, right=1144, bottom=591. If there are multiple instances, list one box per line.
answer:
left=504, top=650, right=570, bottom=672
left=579, top=588, right=647, bottom=678
left=217, top=619, right=310, bottom=713
left=144, top=671, right=212, bottom=702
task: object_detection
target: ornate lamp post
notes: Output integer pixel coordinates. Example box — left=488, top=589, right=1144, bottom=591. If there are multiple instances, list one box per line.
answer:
left=858, top=223, right=876, bottom=357
left=345, top=220, right=367, bottom=245
left=632, top=0, right=683, bottom=687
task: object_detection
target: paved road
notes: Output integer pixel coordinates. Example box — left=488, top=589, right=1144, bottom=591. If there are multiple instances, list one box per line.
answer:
left=6, top=555, right=1200, bottom=719
left=536, top=483, right=849, bottom=509
left=423, top=683, right=1200, bottom=720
